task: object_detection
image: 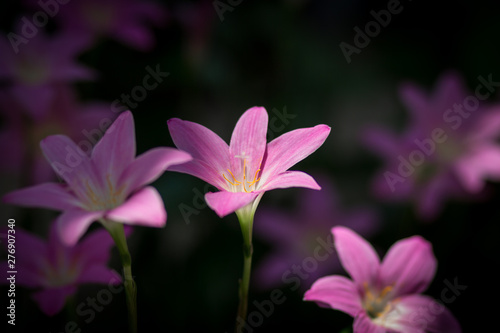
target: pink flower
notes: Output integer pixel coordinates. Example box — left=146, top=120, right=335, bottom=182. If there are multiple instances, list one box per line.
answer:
left=363, top=72, right=500, bottom=219
left=254, top=175, right=378, bottom=291
left=55, top=0, right=167, bottom=51
left=0, top=30, right=94, bottom=118
left=0, top=85, right=116, bottom=184
left=3, top=111, right=192, bottom=245
left=304, top=227, right=461, bottom=333
left=167, top=107, right=330, bottom=218
left=0, top=223, right=127, bottom=316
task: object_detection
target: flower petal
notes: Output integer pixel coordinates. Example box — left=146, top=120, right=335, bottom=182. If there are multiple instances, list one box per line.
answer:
left=119, top=147, right=192, bottom=195
left=261, top=170, right=320, bottom=191
left=57, top=209, right=103, bottom=246
left=92, top=111, right=136, bottom=181
left=76, top=229, right=118, bottom=267
left=229, top=107, right=269, bottom=177
left=167, top=118, right=230, bottom=189
left=353, top=312, right=387, bottom=333
left=332, top=226, right=380, bottom=287
left=205, top=191, right=259, bottom=218
left=32, top=286, right=76, bottom=316
left=40, top=135, right=100, bottom=190
left=384, top=295, right=461, bottom=333
left=380, top=236, right=437, bottom=296
left=260, top=125, right=330, bottom=184
left=3, top=183, right=77, bottom=211
left=304, top=275, right=363, bottom=317
left=106, top=186, right=166, bottom=227
left=454, top=143, right=500, bottom=193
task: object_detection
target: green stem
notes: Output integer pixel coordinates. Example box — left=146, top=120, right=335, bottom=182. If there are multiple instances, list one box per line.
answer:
left=102, top=221, right=137, bottom=333
left=235, top=209, right=255, bottom=332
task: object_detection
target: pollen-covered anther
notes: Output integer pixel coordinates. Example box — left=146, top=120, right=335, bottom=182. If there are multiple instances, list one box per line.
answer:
left=222, top=158, right=261, bottom=193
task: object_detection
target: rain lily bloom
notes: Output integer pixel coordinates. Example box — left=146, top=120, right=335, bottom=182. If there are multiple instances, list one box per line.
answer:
left=167, top=106, right=331, bottom=219
left=0, top=30, right=94, bottom=119
left=362, top=72, right=500, bottom=219
left=0, top=223, right=127, bottom=316
left=0, top=85, right=116, bottom=184
left=3, top=111, right=192, bottom=246
left=304, top=227, right=461, bottom=333
left=54, top=0, right=167, bottom=51
left=254, top=176, right=378, bottom=291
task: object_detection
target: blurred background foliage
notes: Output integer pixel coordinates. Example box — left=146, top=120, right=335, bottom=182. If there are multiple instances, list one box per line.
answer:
left=1, top=0, right=499, bottom=332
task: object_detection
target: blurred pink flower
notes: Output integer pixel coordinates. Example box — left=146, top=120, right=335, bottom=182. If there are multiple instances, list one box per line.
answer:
left=363, top=72, right=500, bottom=219
left=56, top=0, right=167, bottom=51
left=0, top=85, right=115, bottom=184
left=253, top=176, right=378, bottom=291
left=0, top=223, right=127, bottom=316
left=167, top=106, right=330, bottom=218
left=3, top=111, right=192, bottom=245
left=304, top=227, right=461, bottom=333
left=0, top=30, right=94, bottom=119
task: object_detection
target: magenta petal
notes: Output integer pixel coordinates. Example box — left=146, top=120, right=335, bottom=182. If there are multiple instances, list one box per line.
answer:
left=332, top=226, right=380, bottom=287
left=76, top=229, right=116, bottom=266
left=57, top=209, right=103, bottom=246
left=32, top=286, right=76, bottom=316
left=353, top=312, right=387, bottom=333
left=262, top=171, right=320, bottom=191
left=388, top=295, right=461, bottom=333
left=205, top=191, right=259, bottom=218
left=92, top=111, right=136, bottom=180
left=120, top=147, right=192, bottom=195
left=304, top=275, right=363, bottom=317
left=229, top=107, right=268, bottom=176
left=106, top=187, right=166, bottom=227
left=77, top=266, right=122, bottom=284
left=3, top=183, right=77, bottom=211
left=40, top=135, right=99, bottom=189
left=261, top=125, right=330, bottom=183
left=380, top=236, right=436, bottom=296
left=167, top=118, right=230, bottom=188
left=454, top=144, right=500, bottom=193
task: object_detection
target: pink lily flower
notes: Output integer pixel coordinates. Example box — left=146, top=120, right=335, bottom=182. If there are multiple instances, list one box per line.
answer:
left=0, top=30, right=94, bottom=119
left=362, top=72, right=500, bottom=219
left=167, top=106, right=331, bottom=218
left=3, top=111, right=192, bottom=245
left=304, top=227, right=461, bottom=333
left=0, top=223, right=128, bottom=316
left=55, top=0, right=168, bottom=51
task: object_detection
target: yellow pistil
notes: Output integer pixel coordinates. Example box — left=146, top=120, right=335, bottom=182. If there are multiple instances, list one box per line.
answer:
left=222, top=159, right=261, bottom=193
left=363, top=282, right=395, bottom=319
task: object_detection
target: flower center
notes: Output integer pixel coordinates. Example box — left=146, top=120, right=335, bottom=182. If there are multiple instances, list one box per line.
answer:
left=82, top=174, right=126, bottom=211
left=222, top=158, right=261, bottom=193
left=40, top=253, right=79, bottom=288
left=363, top=283, right=394, bottom=319
left=16, top=57, right=49, bottom=85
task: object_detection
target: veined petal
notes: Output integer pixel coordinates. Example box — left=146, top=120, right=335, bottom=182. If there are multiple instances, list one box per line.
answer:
left=304, top=275, right=363, bottom=317
left=167, top=118, right=230, bottom=187
left=260, top=125, right=330, bottom=184
left=106, top=186, right=166, bottom=227
left=229, top=107, right=268, bottom=177
left=261, top=170, right=320, bottom=191
left=205, top=191, right=259, bottom=218
left=3, top=183, right=77, bottom=211
left=384, top=295, right=461, bottom=333
left=92, top=111, right=136, bottom=181
left=32, top=286, right=76, bottom=316
left=120, top=147, right=192, bottom=195
left=380, top=236, right=437, bottom=296
left=57, top=209, right=103, bottom=246
left=40, top=135, right=100, bottom=191
left=332, top=226, right=380, bottom=287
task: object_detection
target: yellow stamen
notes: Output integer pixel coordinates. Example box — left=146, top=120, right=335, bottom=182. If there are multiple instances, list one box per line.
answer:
left=222, top=158, right=261, bottom=193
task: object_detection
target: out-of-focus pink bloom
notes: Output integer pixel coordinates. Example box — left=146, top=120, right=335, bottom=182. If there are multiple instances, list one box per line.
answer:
left=0, top=30, right=94, bottom=118
left=0, top=223, right=127, bottom=316
left=363, top=72, right=500, bottom=219
left=3, top=111, right=192, bottom=245
left=254, top=175, right=378, bottom=291
left=304, top=227, right=461, bottom=333
left=167, top=107, right=330, bottom=218
left=0, top=85, right=115, bottom=184
left=55, top=0, right=167, bottom=51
